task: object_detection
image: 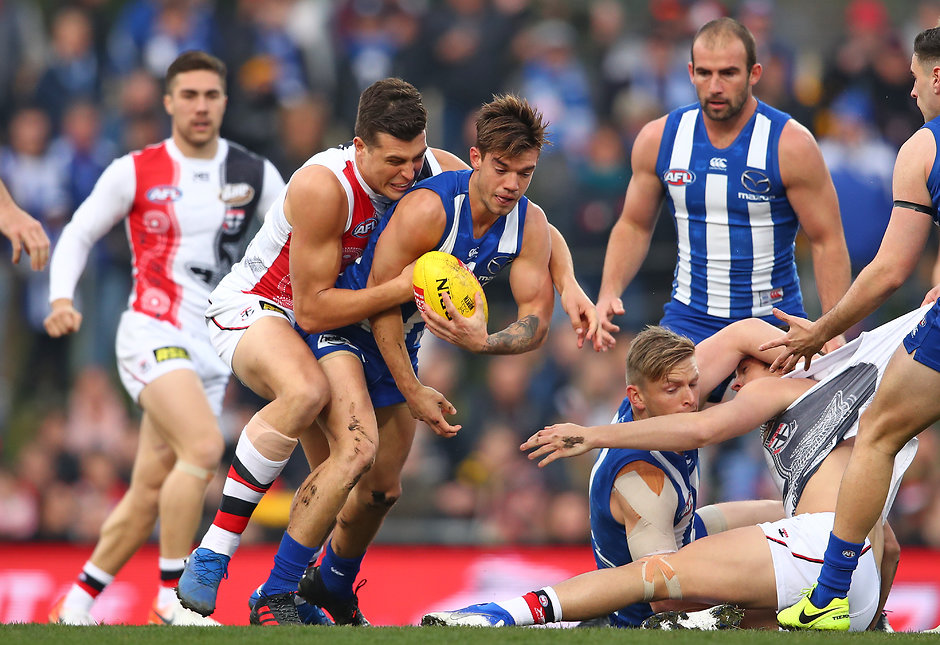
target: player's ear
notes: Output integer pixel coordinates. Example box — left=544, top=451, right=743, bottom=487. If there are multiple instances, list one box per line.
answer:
left=469, top=146, right=482, bottom=170
left=626, top=384, right=645, bottom=412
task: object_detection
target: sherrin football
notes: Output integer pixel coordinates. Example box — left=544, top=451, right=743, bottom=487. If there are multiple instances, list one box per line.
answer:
left=413, top=251, right=488, bottom=322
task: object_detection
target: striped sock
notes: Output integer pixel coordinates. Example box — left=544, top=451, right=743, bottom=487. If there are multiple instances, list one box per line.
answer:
left=200, top=428, right=292, bottom=556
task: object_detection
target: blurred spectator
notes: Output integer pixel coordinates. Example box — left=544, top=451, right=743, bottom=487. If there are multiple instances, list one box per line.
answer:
left=515, top=19, right=595, bottom=161
left=0, top=467, right=38, bottom=539
left=818, top=89, right=895, bottom=273
left=417, top=0, right=529, bottom=152
left=64, top=365, right=131, bottom=457
left=103, top=68, right=167, bottom=153
left=107, top=0, right=218, bottom=77
left=217, top=0, right=311, bottom=159
left=33, top=6, right=103, bottom=133
left=271, top=93, right=330, bottom=177
left=0, top=0, right=45, bottom=132
left=0, top=107, right=70, bottom=404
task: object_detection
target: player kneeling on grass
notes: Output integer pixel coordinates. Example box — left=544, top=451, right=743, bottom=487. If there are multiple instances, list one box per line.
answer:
left=422, top=307, right=920, bottom=631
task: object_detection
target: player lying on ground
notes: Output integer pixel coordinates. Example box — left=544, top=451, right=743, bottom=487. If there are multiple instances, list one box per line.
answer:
left=422, top=307, right=924, bottom=630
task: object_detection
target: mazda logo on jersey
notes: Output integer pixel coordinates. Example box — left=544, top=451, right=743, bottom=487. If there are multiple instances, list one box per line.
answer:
left=352, top=216, right=378, bottom=237
left=663, top=169, right=695, bottom=186
left=741, top=170, right=772, bottom=194
left=479, top=255, right=514, bottom=284
left=221, top=182, right=255, bottom=207
left=146, top=185, right=182, bottom=202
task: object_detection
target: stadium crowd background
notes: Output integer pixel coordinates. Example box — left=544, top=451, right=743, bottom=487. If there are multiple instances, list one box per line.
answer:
left=1, top=0, right=940, bottom=553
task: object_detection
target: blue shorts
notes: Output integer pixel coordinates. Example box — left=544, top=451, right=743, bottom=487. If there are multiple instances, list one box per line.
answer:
left=660, top=299, right=798, bottom=344
left=295, top=323, right=419, bottom=409
left=903, top=299, right=940, bottom=373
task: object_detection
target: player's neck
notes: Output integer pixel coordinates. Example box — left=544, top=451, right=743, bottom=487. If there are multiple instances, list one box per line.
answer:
left=702, top=96, right=758, bottom=149
left=173, top=134, right=220, bottom=160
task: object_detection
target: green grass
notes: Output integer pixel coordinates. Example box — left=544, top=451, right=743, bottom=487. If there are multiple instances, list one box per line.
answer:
left=1, top=624, right=937, bottom=644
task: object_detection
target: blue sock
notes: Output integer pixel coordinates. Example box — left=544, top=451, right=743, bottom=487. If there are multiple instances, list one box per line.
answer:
left=261, top=532, right=318, bottom=596
left=810, top=532, right=864, bottom=606
left=319, top=541, right=364, bottom=599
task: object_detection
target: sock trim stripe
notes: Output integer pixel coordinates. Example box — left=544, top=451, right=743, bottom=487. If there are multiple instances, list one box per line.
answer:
left=213, top=510, right=251, bottom=533
left=231, top=458, right=270, bottom=491
left=220, top=495, right=260, bottom=517
left=77, top=579, right=102, bottom=597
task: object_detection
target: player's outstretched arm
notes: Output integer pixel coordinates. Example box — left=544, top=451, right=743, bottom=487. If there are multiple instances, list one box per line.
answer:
left=595, top=118, right=666, bottom=350
left=0, top=179, right=49, bottom=270
left=368, top=188, right=461, bottom=436
left=545, top=223, right=603, bottom=350
left=522, top=378, right=801, bottom=467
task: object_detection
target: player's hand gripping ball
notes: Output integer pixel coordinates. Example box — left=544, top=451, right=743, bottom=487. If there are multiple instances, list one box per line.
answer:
left=413, top=251, right=488, bottom=322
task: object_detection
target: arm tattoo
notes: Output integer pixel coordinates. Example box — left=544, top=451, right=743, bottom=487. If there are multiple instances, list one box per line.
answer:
left=482, top=315, right=542, bottom=354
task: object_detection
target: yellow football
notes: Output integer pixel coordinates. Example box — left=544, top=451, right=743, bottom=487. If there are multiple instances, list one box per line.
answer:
left=413, top=251, right=488, bottom=322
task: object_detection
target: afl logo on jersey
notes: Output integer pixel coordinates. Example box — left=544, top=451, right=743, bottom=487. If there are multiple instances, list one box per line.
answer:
left=221, top=183, right=255, bottom=207
left=146, top=185, right=182, bottom=203
left=352, top=216, right=378, bottom=238
left=663, top=169, right=695, bottom=186
left=741, top=170, right=772, bottom=194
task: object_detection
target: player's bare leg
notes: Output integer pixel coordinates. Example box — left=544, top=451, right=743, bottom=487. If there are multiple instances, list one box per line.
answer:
left=51, top=414, right=173, bottom=624
left=424, top=526, right=776, bottom=627
left=140, top=369, right=225, bottom=625
left=180, top=317, right=329, bottom=616
left=779, top=347, right=940, bottom=630
left=251, top=352, right=379, bottom=625
left=299, top=404, right=415, bottom=624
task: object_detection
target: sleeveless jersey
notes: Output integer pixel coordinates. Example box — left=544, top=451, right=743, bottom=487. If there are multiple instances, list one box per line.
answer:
left=588, top=399, right=700, bottom=627
left=763, top=305, right=928, bottom=518
left=50, top=138, right=282, bottom=332
left=337, top=169, right=527, bottom=349
left=656, top=100, right=803, bottom=320
left=214, top=143, right=442, bottom=310
left=920, top=115, right=940, bottom=223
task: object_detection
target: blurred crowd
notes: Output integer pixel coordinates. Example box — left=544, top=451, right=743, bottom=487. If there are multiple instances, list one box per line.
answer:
left=2, top=0, right=940, bottom=550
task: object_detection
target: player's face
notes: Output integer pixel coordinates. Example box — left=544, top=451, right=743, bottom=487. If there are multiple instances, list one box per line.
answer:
left=639, top=356, right=700, bottom=417
left=356, top=131, right=428, bottom=201
left=730, top=356, right=775, bottom=391
left=910, top=53, right=940, bottom=123
left=164, top=70, right=226, bottom=153
left=689, top=38, right=758, bottom=122
left=469, top=147, right=538, bottom=218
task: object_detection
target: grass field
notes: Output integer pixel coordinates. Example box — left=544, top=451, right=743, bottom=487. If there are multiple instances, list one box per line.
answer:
left=1, top=624, right=936, bottom=644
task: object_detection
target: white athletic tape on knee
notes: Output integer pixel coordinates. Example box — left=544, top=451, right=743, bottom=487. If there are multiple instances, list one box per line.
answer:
left=175, top=460, right=214, bottom=482
left=245, top=413, right=297, bottom=461
left=639, top=554, right=682, bottom=602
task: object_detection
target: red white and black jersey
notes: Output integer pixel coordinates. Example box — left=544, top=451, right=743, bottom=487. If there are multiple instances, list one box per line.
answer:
left=215, top=142, right=443, bottom=311
left=50, top=138, right=284, bottom=332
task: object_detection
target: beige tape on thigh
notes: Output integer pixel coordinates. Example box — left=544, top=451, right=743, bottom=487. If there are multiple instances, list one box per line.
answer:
left=245, top=413, right=297, bottom=461
left=694, top=504, right=728, bottom=535
left=639, top=554, right=682, bottom=602
left=174, top=460, right=214, bottom=482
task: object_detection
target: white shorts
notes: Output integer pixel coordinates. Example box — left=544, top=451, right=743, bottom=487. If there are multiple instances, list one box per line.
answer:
left=205, top=287, right=295, bottom=371
left=115, top=310, right=229, bottom=415
left=759, top=512, right=879, bottom=631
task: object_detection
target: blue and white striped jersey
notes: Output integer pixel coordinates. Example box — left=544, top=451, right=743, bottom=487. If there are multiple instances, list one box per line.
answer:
left=336, top=169, right=528, bottom=349
left=656, top=100, right=805, bottom=321
left=588, top=399, right=700, bottom=627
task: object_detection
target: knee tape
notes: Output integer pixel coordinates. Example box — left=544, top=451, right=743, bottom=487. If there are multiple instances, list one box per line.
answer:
left=245, top=413, right=298, bottom=461
left=174, top=460, right=214, bottom=482
left=639, top=554, right=682, bottom=602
